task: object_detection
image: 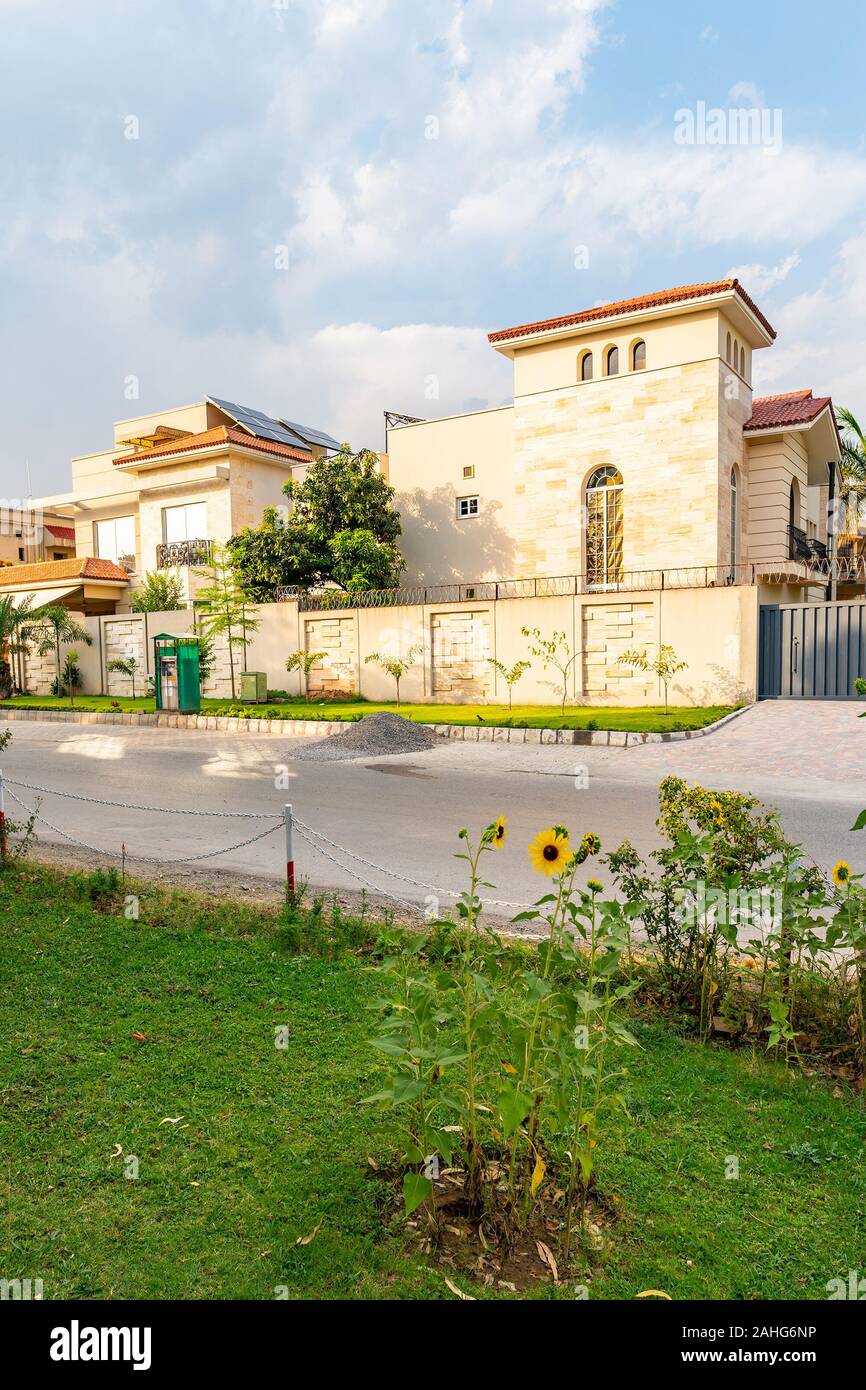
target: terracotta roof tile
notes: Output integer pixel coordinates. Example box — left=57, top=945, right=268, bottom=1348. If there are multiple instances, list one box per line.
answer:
left=43, top=523, right=75, bottom=542
left=745, top=390, right=834, bottom=431
left=0, top=557, right=129, bottom=588
left=113, top=425, right=312, bottom=466
left=488, top=278, right=776, bottom=344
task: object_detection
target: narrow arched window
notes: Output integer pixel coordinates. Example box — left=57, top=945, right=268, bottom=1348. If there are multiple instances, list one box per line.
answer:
left=579, top=351, right=593, bottom=382
left=726, top=331, right=732, bottom=363
left=730, top=465, right=738, bottom=568
left=585, top=466, right=624, bottom=589
left=604, top=346, right=619, bottom=376
left=632, top=340, right=646, bottom=371
left=739, top=344, right=746, bottom=377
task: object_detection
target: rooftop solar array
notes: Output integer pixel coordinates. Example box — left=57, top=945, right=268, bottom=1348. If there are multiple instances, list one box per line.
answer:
left=207, top=397, right=339, bottom=452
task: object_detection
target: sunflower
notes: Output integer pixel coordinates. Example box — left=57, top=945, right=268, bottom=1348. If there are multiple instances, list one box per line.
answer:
left=832, top=860, right=851, bottom=887
left=528, top=826, right=572, bottom=877
left=491, top=815, right=507, bottom=849
left=582, top=831, right=601, bottom=856
left=587, top=877, right=603, bottom=894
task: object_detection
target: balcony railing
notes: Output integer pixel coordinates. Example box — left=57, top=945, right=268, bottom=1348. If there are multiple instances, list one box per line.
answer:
left=788, top=526, right=828, bottom=564
left=156, top=539, right=213, bottom=569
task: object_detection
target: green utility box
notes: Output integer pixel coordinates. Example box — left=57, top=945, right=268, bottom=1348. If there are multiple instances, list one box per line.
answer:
left=153, top=634, right=201, bottom=714
left=240, top=671, right=268, bottom=704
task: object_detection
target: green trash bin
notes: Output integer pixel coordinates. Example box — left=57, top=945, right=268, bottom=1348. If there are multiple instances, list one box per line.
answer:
left=240, top=671, right=268, bottom=705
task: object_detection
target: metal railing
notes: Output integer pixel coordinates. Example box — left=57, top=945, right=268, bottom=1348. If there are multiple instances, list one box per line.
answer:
left=270, top=559, right=866, bottom=611
left=156, top=539, right=214, bottom=569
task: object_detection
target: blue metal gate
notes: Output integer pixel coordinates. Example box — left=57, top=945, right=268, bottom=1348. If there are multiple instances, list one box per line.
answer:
left=759, top=600, right=866, bottom=699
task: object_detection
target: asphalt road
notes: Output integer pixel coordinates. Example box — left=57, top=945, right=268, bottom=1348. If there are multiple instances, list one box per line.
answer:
left=1, top=707, right=864, bottom=917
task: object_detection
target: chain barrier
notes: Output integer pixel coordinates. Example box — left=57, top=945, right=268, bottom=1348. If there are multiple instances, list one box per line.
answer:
left=3, top=777, right=278, bottom=818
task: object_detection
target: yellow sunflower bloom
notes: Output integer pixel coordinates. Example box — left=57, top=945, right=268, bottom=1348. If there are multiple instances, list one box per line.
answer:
left=491, top=815, right=507, bottom=849
left=528, top=827, right=572, bottom=877
left=832, top=860, right=851, bottom=887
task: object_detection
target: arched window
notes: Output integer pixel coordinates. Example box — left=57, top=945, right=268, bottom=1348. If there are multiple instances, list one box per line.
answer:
left=726, top=331, right=732, bottom=363
left=585, top=466, right=624, bottom=589
left=632, top=339, right=646, bottom=371
left=739, top=344, right=746, bottom=378
left=604, top=345, right=619, bottom=376
left=579, top=351, right=593, bottom=382
left=730, top=465, right=739, bottom=568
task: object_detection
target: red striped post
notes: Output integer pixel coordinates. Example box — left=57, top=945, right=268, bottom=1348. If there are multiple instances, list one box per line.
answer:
left=0, top=768, right=6, bottom=861
left=284, top=803, right=295, bottom=895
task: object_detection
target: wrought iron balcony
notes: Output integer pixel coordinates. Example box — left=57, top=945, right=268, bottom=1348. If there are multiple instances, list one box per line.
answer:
left=156, top=538, right=213, bottom=569
left=788, top=525, right=811, bottom=562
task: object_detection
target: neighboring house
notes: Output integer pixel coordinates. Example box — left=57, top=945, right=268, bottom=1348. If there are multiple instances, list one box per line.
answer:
left=30, top=395, right=338, bottom=611
left=0, top=505, right=76, bottom=569
left=383, top=279, right=843, bottom=604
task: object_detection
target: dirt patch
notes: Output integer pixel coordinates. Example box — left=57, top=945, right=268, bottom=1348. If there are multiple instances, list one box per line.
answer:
left=373, top=1157, right=611, bottom=1294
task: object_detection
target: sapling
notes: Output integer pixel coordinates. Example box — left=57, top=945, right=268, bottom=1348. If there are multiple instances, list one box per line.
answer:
left=364, top=644, right=423, bottom=707
left=521, top=627, right=576, bottom=716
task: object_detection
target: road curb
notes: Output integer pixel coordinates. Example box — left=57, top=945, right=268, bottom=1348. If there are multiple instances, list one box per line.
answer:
left=0, top=702, right=754, bottom=744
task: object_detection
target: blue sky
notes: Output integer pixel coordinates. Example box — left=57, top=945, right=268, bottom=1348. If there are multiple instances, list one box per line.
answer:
left=1, top=0, right=865, bottom=495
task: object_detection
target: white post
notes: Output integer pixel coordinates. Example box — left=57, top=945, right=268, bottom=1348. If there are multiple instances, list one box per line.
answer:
left=0, top=768, right=6, bottom=860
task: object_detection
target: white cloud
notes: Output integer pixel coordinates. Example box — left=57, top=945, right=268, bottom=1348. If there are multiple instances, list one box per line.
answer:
left=728, top=82, right=766, bottom=108
left=726, top=253, right=801, bottom=298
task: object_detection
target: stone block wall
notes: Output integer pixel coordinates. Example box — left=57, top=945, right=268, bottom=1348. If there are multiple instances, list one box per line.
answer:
left=104, top=619, right=147, bottom=696
left=581, top=600, right=656, bottom=698
left=431, top=609, right=491, bottom=699
left=303, top=615, right=357, bottom=696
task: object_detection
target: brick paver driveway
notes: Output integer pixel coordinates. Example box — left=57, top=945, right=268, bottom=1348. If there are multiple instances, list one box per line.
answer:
left=625, top=700, right=866, bottom=785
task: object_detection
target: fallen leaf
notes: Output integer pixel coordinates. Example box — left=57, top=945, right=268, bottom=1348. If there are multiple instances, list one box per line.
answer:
left=636, top=1289, right=672, bottom=1300
left=109, top=1144, right=123, bottom=1159
left=366, top=1156, right=379, bottom=1170
left=536, top=1240, right=559, bottom=1283
left=443, top=1277, right=475, bottom=1301
left=159, top=1116, right=184, bottom=1125
left=295, top=1222, right=321, bottom=1246
left=131, top=1033, right=147, bottom=1043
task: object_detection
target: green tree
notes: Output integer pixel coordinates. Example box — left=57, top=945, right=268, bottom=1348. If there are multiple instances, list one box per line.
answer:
left=521, top=626, right=577, bottom=716
left=285, top=649, right=327, bottom=702
left=131, top=570, right=185, bottom=612
left=195, top=627, right=216, bottom=693
left=193, top=546, right=260, bottom=702
left=837, top=407, right=866, bottom=481
left=57, top=650, right=82, bottom=704
left=364, top=644, right=422, bottom=707
left=107, top=656, right=144, bottom=699
left=485, top=657, right=531, bottom=711
left=227, top=446, right=403, bottom=597
left=34, top=605, right=93, bottom=695
left=617, top=643, right=688, bottom=715
left=0, top=594, right=37, bottom=698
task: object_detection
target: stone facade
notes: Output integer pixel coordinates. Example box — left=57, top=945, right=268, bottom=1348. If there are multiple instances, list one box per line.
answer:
left=104, top=618, right=147, bottom=696
left=431, top=609, right=492, bottom=698
left=581, top=600, right=655, bottom=697
left=303, top=615, right=358, bottom=696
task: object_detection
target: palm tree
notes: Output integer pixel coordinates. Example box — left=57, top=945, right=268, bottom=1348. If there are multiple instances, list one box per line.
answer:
left=837, top=407, right=866, bottom=480
left=0, top=594, right=36, bottom=698
left=34, top=605, right=93, bottom=695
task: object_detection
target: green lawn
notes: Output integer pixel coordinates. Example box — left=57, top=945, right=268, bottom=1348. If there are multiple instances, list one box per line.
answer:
left=0, top=693, right=737, bottom=733
left=1, top=863, right=863, bottom=1301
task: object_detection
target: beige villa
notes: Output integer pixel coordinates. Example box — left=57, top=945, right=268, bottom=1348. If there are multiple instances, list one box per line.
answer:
left=383, top=278, right=843, bottom=600
left=3, top=396, right=338, bottom=615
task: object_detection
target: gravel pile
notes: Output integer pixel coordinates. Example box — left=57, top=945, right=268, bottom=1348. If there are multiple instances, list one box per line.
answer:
left=289, top=711, right=441, bottom=762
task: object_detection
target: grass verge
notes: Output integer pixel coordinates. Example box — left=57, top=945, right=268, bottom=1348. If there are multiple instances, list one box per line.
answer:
left=0, top=694, right=736, bottom=733
left=1, top=862, right=862, bottom=1301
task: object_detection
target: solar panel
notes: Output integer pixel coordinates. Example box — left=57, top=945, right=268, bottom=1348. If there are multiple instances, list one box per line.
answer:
left=278, top=418, right=340, bottom=451
left=208, top=396, right=336, bottom=452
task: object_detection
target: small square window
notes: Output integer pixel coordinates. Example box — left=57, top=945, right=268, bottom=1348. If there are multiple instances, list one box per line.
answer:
left=457, top=496, right=479, bottom=519
left=462, top=464, right=475, bottom=479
